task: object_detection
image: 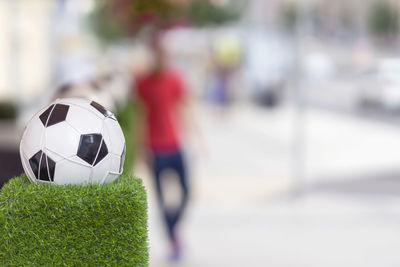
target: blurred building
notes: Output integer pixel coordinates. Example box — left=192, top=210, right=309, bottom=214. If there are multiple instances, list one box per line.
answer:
left=247, top=0, right=400, bottom=37
left=0, top=0, right=54, bottom=105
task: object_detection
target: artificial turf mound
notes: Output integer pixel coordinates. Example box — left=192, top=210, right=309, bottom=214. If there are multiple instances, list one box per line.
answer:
left=0, top=174, right=148, bottom=266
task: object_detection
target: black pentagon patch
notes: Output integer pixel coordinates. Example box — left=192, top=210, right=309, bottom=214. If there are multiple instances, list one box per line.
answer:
left=46, top=154, right=56, bottom=181
left=29, top=151, right=42, bottom=179
left=39, top=103, right=69, bottom=127
left=47, top=104, right=69, bottom=127
left=90, top=101, right=115, bottom=119
left=39, top=105, right=54, bottom=126
left=29, top=150, right=55, bottom=181
left=94, top=140, right=108, bottom=166
left=77, top=134, right=108, bottom=166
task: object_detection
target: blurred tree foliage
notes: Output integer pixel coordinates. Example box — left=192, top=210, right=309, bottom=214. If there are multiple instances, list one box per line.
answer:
left=280, top=3, right=323, bottom=34
left=189, top=0, right=242, bottom=26
left=0, top=102, right=17, bottom=120
left=368, top=1, right=399, bottom=37
left=90, top=0, right=244, bottom=43
left=281, top=2, right=298, bottom=32
left=116, top=102, right=135, bottom=176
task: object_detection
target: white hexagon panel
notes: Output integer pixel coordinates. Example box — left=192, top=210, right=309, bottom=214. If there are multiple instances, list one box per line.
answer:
left=20, top=116, right=45, bottom=160
left=19, top=98, right=126, bottom=185
left=45, top=122, right=81, bottom=159
left=55, top=158, right=92, bottom=185
left=91, top=154, right=112, bottom=184
left=104, top=118, right=125, bottom=156
left=66, top=105, right=103, bottom=134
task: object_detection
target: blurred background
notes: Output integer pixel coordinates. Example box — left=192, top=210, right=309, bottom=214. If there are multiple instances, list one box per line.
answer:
left=1, top=0, right=400, bottom=266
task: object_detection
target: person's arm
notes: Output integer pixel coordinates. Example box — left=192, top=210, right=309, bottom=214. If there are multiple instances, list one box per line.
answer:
left=175, top=75, right=207, bottom=156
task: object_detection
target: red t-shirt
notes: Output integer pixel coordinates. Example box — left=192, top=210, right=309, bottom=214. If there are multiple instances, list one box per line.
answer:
left=136, top=69, right=186, bottom=151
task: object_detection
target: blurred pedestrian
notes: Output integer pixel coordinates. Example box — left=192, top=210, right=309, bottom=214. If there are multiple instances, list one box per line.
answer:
left=206, top=34, right=242, bottom=116
left=134, top=35, right=190, bottom=261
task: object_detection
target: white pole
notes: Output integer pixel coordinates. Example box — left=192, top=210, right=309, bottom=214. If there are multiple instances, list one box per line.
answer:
left=291, top=0, right=311, bottom=197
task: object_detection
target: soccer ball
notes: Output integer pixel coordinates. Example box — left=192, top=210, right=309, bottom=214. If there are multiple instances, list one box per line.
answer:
left=19, top=98, right=126, bottom=185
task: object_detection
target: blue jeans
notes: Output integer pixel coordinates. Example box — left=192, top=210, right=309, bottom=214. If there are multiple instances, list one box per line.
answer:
left=152, top=149, right=189, bottom=241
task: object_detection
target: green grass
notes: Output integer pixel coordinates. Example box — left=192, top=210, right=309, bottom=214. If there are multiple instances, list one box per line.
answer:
left=116, top=102, right=136, bottom=176
left=0, top=174, right=148, bottom=266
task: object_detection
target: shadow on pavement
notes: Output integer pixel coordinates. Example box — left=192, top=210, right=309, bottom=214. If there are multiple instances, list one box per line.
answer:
left=309, top=170, right=400, bottom=196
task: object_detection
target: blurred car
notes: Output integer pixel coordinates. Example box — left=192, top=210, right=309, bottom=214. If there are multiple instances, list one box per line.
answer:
left=243, top=29, right=293, bottom=107
left=358, top=58, right=400, bottom=112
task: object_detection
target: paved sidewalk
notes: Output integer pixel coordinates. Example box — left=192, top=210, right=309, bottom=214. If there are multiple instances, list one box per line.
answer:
left=137, top=103, right=400, bottom=267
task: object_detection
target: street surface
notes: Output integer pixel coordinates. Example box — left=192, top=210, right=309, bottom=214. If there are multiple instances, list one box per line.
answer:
left=137, top=103, right=400, bottom=267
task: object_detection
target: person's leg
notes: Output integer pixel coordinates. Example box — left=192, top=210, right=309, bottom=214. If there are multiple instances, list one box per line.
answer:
left=152, top=154, right=167, bottom=220
left=164, top=151, right=189, bottom=236
left=162, top=150, right=188, bottom=260
left=153, top=150, right=189, bottom=260
left=153, top=153, right=182, bottom=239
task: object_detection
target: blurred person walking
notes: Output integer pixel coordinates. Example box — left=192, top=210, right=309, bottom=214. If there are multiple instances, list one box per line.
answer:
left=207, top=34, right=242, bottom=113
left=134, top=36, right=190, bottom=261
